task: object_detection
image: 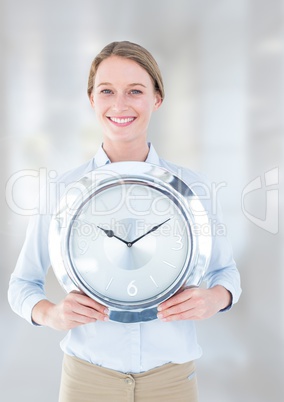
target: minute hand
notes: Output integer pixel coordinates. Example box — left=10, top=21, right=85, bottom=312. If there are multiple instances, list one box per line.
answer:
left=129, top=218, right=171, bottom=246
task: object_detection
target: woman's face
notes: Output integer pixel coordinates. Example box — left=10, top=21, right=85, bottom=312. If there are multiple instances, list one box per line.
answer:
left=90, top=56, right=162, bottom=146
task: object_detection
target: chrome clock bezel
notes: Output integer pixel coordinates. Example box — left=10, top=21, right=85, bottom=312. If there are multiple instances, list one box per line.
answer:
left=48, top=161, right=212, bottom=323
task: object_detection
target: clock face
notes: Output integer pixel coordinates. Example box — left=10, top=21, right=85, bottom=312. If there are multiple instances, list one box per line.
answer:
left=49, top=161, right=212, bottom=322
left=67, top=183, right=191, bottom=305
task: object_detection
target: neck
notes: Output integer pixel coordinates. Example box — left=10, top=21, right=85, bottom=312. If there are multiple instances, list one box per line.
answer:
left=103, top=140, right=150, bottom=162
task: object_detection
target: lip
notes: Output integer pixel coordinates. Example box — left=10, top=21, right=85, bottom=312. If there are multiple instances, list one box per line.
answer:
left=107, top=116, right=136, bottom=127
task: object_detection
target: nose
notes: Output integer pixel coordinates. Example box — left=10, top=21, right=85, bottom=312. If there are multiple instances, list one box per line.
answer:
left=112, top=93, right=128, bottom=112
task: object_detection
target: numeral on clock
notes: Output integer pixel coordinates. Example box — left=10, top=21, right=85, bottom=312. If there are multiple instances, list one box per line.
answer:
left=171, top=235, right=183, bottom=251
left=78, top=240, right=89, bottom=255
left=127, top=280, right=138, bottom=296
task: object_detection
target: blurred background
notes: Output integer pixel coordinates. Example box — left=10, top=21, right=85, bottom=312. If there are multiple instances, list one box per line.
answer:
left=0, top=0, right=283, bottom=401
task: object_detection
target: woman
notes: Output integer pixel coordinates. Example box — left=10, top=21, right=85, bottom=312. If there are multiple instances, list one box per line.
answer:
left=8, top=41, right=241, bottom=402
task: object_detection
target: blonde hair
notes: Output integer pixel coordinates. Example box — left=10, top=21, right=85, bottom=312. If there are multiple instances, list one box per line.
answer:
left=87, top=41, right=165, bottom=100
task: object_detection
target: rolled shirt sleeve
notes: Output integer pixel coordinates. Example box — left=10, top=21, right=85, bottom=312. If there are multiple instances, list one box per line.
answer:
left=8, top=157, right=97, bottom=325
left=202, top=199, right=241, bottom=310
left=8, top=207, right=51, bottom=325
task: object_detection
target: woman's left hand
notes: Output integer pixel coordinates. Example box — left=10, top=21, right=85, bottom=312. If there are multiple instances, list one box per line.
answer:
left=157, top=285, right=232, bottom=322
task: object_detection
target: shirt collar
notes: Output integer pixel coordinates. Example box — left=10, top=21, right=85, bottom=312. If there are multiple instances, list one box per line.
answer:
left=94, top=144, right=111, bottom=168
left=145, top=143, right=160, bottom=165
left=94, top=143, right=160, bottom=168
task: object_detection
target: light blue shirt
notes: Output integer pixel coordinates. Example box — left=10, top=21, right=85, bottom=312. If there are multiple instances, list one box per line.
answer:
left=8, top=144, right=241, bottom=373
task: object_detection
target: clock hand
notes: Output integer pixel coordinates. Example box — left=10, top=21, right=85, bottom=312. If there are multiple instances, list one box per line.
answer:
left=129, top=218, right=171, bottom=246
left=97, top=226, right=131, bottom=247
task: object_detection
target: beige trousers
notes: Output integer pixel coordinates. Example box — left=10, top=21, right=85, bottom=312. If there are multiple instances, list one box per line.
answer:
left=59, top=354, right=199, bottom=402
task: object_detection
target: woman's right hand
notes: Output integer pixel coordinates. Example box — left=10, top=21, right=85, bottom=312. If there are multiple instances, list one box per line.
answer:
left=32, top=291, right=109, bottom=330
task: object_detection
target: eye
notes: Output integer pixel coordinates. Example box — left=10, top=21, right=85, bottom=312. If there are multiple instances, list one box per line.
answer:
left=130, top=89, right=142, bottom=95
left=101, top=89, right=113, bottom=94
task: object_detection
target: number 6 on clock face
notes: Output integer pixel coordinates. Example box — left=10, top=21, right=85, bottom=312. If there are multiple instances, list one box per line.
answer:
left=49, top=162, right=212, bottom=323
left=127, top=281, right=138, bottom=297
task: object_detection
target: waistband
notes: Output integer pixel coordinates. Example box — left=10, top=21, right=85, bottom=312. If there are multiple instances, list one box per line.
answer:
left=63, top=353, right=195, bottom=381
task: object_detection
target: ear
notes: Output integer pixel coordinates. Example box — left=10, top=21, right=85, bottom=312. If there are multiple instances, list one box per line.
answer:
left=89, top=93, right=95, bottom=109
left=153, top=93, right=163, bottom=111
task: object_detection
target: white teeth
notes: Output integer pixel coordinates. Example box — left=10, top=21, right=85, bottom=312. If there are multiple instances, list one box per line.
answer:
left=110, top=117, right=134, bottom=124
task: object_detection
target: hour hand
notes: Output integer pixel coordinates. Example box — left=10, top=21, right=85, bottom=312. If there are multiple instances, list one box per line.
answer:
left=97, top=226, right=130, bottom=246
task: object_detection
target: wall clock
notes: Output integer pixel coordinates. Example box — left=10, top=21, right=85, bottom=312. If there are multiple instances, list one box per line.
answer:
left=49, top=162, right=211, bottom=323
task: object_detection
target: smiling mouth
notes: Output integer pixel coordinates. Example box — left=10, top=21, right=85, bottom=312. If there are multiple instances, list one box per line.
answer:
left=108, top=117, right=136, bottom=125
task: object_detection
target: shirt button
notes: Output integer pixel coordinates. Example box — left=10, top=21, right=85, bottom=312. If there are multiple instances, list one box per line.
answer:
left=125, top=378, right=133, bottom=385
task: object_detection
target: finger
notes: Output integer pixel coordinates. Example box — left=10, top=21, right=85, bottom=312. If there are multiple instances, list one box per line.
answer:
left=157, top=300, right=195, bottom=321
left=64, top=304, right=108, bottom=326
left=77, top=295, right=108, bottom=314
left=71, top=303, right=101, bottom=320
left=74, top=304, right=109, bottom=322
left=77, top=303, right=109, bottom=323
left=68, top=313, right=98, bottom=326
left=158, top=288, right=194, bottom=312
left=65, top=294, right=109, bottom=322
left=69, top=292, right=109, bottom=315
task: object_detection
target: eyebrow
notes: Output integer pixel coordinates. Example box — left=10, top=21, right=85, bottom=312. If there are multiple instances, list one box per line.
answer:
left=96, top=82, right=147, bottom=88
